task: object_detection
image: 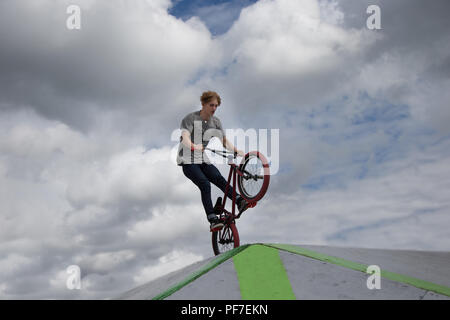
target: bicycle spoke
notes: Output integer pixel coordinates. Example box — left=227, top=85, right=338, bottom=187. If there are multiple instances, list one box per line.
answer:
left=240, top=157, right=264, bottom=198
left=218, top=226, right=234, bottom=253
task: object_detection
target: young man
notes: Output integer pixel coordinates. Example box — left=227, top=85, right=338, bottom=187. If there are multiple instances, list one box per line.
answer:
left=177, top=91, right=249, bottom=230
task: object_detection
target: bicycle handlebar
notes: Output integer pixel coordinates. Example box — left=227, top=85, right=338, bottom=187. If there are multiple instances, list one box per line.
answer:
left=205, top=148, right=238, bottom=158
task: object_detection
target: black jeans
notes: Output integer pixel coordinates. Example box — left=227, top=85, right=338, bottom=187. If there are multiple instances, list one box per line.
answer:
left=182, top=163, right=239, bottom=219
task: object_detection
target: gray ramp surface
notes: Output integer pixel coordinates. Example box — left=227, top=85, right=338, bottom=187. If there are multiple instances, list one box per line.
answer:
left=117, top=255, right=217, bottom=300
left=299, top=244, right=450, bottom=288
left=167, top=259, right=241, bottom=300
left=279, top=250, right=447, bottom=299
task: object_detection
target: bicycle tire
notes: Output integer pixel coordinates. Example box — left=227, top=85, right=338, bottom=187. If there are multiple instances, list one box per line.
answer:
left=237, top=151, right=270, bottom=202
left=212, top=223, right=240, bottom=256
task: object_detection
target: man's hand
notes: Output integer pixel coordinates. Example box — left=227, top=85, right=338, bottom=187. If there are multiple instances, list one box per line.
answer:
left=192, top=144, right=204, bottom=151
left=236, top=150, right=245, bottom=157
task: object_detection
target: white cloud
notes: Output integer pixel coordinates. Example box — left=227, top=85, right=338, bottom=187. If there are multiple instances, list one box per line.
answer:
left=0, top=254, right=33, bottom=278
left=126, top=203, right=205, bottom=245
left=133, top=249, right=203, bottom=284
left=198, top=0, right=379, bottom=114
left=0, top=0, right=213, bottom=130
left=318, top=0, right=345, bottom=26
left=240, top=143, right=450, bottom=251
left=226, top=0, right=364, bottom=74
left=65, top=146, right=193, bottom=211
left=76, top=250, right=136, bottom=274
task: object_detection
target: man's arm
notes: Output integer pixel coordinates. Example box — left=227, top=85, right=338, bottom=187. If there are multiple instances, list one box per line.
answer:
left=181, top=130, right=204, bottom=151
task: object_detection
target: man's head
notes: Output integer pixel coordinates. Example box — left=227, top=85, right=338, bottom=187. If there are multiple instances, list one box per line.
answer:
left=201, top=91, right=221, bottom=106
left=200, top=91, right=221, bottom=119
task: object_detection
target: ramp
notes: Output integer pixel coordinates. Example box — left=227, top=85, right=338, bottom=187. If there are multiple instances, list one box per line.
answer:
left=117, top=244, right=450, bottom=300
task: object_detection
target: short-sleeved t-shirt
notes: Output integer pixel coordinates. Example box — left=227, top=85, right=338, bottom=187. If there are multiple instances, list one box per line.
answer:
left=177, top=110, right=225, bottom=165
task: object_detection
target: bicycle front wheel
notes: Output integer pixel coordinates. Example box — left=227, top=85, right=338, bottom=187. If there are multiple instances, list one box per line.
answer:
left=237, top=151, right=270, bottom=202
left=212, top=223, right=240, bottom=256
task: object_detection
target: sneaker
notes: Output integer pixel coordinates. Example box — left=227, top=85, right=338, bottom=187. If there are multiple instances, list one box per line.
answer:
left=207, top=214, right=224, bottom=231
left=237, top=197, right=249, bottom=214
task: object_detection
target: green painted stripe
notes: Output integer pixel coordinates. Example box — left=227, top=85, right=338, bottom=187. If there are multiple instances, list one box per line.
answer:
left=267, top=243, right=450, bottom=297
left=152, top=244, right=250, bottom=300
left=233, top=244, right=296, bottom=300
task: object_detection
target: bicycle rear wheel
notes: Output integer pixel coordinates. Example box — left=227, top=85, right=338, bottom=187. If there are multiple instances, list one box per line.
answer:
left=237, top=151, right=270, bottom=202
left=212, top=223, right=240, bottom=256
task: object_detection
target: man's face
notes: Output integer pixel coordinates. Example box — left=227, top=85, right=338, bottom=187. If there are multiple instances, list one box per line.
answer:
left=202, top=98, right=219, bottom=117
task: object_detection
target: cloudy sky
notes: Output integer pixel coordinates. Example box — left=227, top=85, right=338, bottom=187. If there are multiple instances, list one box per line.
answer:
left=1, top=0, right=449, bottom=299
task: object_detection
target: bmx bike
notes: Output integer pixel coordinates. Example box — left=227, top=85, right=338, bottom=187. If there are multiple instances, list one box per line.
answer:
left=205, top=148, right=270, bottom=256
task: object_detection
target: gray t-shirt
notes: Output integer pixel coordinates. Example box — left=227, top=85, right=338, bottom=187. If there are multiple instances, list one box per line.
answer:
left=177, top=110, right=225, bottom=165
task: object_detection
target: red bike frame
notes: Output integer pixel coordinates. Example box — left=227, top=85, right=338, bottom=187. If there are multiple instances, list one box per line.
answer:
left=220, top=157, right=257, bottom=222
left=209, top=148, right=269, bottom=255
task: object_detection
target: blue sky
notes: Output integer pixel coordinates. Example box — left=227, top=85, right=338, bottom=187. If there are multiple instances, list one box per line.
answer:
left=169, top=0, right=258, bottom=35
